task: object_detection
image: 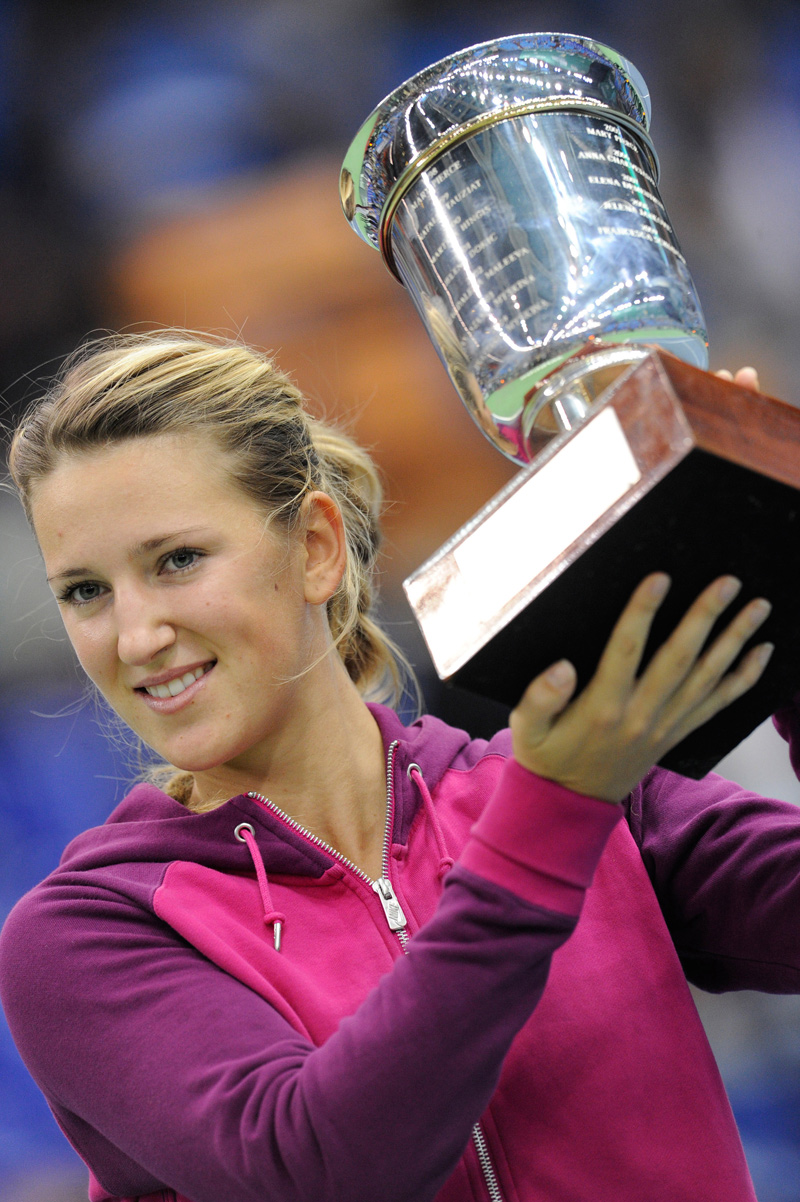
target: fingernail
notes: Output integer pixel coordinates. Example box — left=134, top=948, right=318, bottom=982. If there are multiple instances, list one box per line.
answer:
left=718, top=576, right=742, bottom=605
left=545, top=660, right=574, bottom=688
left=648, top=573, right=671, bottom=602
left=747, top=598, right=772, bottom=628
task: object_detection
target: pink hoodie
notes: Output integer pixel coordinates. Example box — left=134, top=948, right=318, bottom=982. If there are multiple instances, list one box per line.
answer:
left=2, top=700, right=800, bottom=1202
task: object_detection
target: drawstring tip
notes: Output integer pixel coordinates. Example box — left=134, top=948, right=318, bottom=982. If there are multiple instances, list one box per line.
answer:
left=236, top=824, right=285, bottom=953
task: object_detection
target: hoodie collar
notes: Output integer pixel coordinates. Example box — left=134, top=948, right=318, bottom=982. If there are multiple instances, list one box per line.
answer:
left=57, top=704, right=475, bottom=880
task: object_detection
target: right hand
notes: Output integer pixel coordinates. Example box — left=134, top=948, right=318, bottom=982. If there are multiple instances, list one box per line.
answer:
left=510, top=573, right=773, bottom=803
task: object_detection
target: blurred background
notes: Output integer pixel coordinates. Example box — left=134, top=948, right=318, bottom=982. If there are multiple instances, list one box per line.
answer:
left=1, top=0, right=799, bottom=1198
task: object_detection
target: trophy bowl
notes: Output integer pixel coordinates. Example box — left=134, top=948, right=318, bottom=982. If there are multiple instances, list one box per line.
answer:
left=341, top=32, right=708, bottom=464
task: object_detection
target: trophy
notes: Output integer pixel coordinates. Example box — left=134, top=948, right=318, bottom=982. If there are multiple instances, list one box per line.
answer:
left=340, top=32, right=800, bottom=776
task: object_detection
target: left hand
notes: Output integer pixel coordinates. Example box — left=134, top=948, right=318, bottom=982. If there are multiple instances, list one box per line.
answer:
left=715, top=366, right=760, bottom=391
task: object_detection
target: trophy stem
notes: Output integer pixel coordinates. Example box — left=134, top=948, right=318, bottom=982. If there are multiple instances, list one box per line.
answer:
left=521, top=343, right=651, bottom=457
left=553, top=391, right=592, bottom=432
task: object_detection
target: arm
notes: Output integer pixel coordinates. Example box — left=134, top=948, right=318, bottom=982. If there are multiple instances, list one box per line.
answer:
left=0, top=767, right=618, bottom=1202
left=627, top=743, right=800, bottom=995
left=656, top=498, right=799, bottom=990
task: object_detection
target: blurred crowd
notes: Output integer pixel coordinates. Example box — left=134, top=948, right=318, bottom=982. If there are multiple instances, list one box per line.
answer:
left=1, top=1, right=799, bottom=1199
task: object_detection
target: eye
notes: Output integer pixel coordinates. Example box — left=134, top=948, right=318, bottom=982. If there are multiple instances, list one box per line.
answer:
left=58, top=581, right=107, bottom=607
left=161, top=547, right=204, bottom=574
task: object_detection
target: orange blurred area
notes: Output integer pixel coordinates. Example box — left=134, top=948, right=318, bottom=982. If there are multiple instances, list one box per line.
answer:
left=106, top=157, right=517, bottom=586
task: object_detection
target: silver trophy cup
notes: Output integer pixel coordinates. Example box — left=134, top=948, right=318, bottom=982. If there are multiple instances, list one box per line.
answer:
left=341, top=32, right=708, bottom=464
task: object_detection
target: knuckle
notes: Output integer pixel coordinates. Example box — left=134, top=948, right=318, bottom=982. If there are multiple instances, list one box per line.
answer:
left=624, top=712, right=651, bottom=743
left=615, top=632, right=642, bottom=661
left=590, top=700, right=625, bottom=731
left=701, top=592, right=725, bottom=615
left=724, top=667, right=752, bottom=698
left=509, top=708, right=526, bottom=736
left=649, top=716, right=675, bottom=746
left=669, top=645, right=696, bottom=676
left=687, top=658, right=717, bottom=695
left=709, top=676, right=742, bottom=711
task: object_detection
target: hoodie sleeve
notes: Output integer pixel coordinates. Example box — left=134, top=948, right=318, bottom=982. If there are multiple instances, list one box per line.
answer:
left=628, top=704, right=800, bottom=994
left=773, top=689, right=800, bottom=777
left=0, top=763, right=619, bottom=1202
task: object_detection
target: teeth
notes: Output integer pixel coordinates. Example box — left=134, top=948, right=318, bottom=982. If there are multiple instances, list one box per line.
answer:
left=145, top=665, right=207, bottom=699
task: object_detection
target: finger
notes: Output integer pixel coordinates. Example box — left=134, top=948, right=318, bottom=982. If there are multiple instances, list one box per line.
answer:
left=668, top=596, right=772, bottom=715
left=733, top=366, right=760, bottom=392
left=511, top=660, right=577, bottom=757
left=664, top=640, right=774, bottom=747
left=592, top=573, right=671, bottom=694
left=632, top=576, right=743, bottom=712
left=715, top=367, right=761, bottom=391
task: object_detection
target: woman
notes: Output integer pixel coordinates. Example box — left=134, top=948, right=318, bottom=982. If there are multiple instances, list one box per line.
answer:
left=1, top=332, right=797, bottom=1202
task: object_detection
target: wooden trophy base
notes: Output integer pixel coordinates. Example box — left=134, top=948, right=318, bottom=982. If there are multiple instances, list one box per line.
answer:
left=404, top=351, right=800, bottom=777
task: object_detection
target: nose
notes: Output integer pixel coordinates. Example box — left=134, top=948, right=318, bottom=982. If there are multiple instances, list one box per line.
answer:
left=114, top=587, right=177, bottom=666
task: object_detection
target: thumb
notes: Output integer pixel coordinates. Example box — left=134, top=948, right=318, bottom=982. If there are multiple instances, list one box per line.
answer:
left=510, top=660, right=577, bottom=755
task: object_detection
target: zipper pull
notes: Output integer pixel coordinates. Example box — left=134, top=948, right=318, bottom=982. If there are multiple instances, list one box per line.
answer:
left=372, top=877, right=407, bottom=932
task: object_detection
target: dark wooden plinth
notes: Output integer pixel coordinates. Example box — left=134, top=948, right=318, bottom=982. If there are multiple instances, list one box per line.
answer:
left=405, top=351, right=800, bottom=778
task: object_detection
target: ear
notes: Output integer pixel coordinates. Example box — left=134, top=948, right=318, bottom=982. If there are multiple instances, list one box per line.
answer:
left=300, top=491, right=348, bottom=605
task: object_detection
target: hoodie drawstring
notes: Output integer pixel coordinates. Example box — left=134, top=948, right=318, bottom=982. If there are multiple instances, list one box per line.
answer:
left=234, top=823, right=286, bottom=952
left=233, top=759, right=449, bottom=950
left=407, top=763, right=454, bottom=881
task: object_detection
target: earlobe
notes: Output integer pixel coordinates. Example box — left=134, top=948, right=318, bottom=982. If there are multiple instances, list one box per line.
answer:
left=301, top=492, right=347, bottom=604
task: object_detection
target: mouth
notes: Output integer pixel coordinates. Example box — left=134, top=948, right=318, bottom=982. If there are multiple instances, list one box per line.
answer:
left=135, top=661, right=216, bottom=699
left=135, top=661, right=216, bottom=712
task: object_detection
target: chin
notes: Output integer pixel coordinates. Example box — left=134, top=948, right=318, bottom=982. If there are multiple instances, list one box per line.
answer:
left=164, top=751, right=231, bottom=775
left=161, top=737, right=257, bottom=778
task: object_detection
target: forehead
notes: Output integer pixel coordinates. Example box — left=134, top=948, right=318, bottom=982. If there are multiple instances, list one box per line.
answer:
left=30, top=433, right=259, bottom=565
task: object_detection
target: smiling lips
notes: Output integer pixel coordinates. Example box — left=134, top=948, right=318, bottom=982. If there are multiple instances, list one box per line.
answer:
left=138, top=663, right=214, bottom=699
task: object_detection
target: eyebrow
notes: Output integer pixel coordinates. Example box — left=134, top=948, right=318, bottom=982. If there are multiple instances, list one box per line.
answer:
left=46, top=528, right=208, bottom=583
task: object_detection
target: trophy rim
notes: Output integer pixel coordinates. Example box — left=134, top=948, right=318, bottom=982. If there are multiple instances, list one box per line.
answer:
left=375, top=99, right=660, bottom=280
left=340, top=31, right=653, bottom=250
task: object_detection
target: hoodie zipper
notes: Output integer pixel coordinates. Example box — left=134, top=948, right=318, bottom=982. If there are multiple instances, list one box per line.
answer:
left=247, top=739, right=407, bottom=950
left=247, top=739, right=503, bottom=1201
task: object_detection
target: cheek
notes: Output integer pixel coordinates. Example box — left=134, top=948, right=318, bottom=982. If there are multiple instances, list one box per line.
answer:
left=62, top=617, right=115, bottom=683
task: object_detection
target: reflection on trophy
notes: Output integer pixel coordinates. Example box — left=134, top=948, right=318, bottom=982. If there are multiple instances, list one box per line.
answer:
left=341, top=33, right=800, bottom=776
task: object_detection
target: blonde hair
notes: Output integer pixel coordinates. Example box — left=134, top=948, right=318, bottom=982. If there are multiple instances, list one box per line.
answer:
left=9, top=330, right=411, bottom=805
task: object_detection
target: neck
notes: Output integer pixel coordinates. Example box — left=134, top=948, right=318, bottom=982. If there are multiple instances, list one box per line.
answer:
left=189, top=655, right=389, bottom=879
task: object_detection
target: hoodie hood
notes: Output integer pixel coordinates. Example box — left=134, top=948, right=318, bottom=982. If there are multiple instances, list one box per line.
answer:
left=56, top=704, right=493, bottom=880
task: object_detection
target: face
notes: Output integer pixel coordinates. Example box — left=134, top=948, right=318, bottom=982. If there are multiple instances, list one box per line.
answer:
left=31, top=433, right=342, bottom=782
